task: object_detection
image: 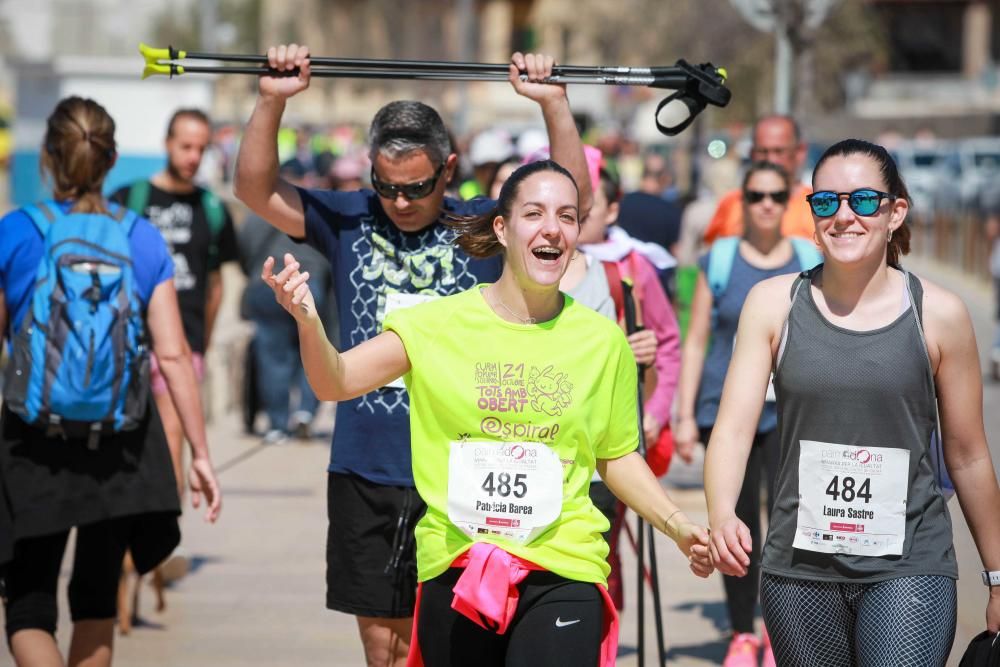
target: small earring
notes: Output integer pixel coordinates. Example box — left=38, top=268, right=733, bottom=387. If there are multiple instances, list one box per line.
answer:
left=888, top=229, right=893, bottom=244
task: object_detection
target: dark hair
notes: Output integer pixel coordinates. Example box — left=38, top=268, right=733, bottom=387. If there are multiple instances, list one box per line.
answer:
left=368, top=101, right=452, bottom=167
left=166, top=108, right=211, bottom=138
left=812, top=138, right=910, bottom=266
left=488, top=158, right=522, bottom=195
left=447, top=160, right=578, bottom=258
left=598, top=167, right=620, bottom=205
left=742, top=160, right=790, bottom=192
left=41, top=96, right=116, bottom=214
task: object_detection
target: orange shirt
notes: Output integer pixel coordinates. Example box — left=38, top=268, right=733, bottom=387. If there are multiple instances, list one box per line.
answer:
left=703, top=183, right=814, bottom=244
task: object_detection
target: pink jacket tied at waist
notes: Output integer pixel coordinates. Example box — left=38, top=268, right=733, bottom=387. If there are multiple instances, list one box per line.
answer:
left=451, top=542, right=544, bottom=633
left=406, top=542, right=620, bottom=667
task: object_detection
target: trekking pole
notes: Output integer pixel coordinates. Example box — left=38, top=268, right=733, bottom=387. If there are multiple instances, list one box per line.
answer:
left=621, top=281, right=668, bottom=667
left=138, top=43, right=731, bottom=137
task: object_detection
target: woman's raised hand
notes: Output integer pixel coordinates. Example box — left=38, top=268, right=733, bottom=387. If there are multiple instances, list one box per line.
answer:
left=262, top=253, right=318, bottom=324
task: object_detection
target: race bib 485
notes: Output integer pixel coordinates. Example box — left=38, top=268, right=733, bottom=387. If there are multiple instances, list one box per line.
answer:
left=447, top=440, right=563, bottom=545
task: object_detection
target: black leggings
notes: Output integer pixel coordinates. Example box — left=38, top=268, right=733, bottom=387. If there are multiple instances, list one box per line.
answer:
left=4, top=518, right=131, bottom=641
left=417, top=568, right=604, bottom=667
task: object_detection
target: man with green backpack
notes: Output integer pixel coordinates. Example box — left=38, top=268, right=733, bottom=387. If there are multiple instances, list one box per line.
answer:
left=111, top=108, right=238, bottom=579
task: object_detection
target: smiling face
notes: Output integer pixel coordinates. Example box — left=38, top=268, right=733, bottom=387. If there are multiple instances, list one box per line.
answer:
left=743, top=169, right=788, bottom=237
left=493, top=171, right=580, bottom=291
left=811, top=154, right=907, bottom=266
left=371, top=149, right=456, bottom=232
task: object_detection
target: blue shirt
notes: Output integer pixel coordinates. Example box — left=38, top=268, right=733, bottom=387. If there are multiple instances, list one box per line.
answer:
left=0, top=201, right=174, bottom=343
left=298, top=188, right=502, bottom=486
left=695, top=245, right=801, bottom=433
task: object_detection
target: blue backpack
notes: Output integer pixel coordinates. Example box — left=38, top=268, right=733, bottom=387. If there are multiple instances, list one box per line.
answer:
left=707, top=236, right=823, bottom=326
left=3, top=200, right=150, bottom=448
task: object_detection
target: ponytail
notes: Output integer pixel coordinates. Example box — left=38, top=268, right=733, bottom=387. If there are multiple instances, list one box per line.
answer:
left=40, top=96, right=116, bottom=214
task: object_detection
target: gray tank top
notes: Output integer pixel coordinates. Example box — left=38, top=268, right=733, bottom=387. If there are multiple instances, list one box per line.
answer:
left=761, top=267, right=958, bottom=582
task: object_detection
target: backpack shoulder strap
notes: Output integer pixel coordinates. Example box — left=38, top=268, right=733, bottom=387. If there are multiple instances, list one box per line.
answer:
left=901, top=269, right=952, bottom=495
left=22, top=200, right=60, bottom=238
left=789, top=237, right=823, bottom=272
left=707, top=236, right=740, bottom=298
left=602, top=260, right=625, bottom=322
left=125, top=180, right=151, bottom=216
left=107, top=201, right=139, bottom=236
left=201, top=188, right=226, bottom=235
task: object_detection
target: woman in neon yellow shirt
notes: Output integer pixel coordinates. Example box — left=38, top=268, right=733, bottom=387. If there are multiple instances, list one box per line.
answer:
left=262, top=160, right=712, bottom=667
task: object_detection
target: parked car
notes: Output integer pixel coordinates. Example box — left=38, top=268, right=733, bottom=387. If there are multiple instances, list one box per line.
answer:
left=891, top=141, right=961, bottom=222
left=956, top=137, right=1000, bottom=212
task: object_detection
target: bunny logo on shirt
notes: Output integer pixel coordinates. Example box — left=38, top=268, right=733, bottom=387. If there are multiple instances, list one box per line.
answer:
left=526, top=366, right=573, bottom=416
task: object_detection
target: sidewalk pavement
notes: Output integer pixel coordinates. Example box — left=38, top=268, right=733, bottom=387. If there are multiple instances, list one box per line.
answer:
left=42, top=255, right=998, bottom=666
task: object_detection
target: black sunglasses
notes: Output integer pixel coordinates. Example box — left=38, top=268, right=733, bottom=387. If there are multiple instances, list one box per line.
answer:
left=744, top=189, right=789, bottom=205
left=370, top=164, right=444, bottom=201
left=807, top=188, right=897, bottom=217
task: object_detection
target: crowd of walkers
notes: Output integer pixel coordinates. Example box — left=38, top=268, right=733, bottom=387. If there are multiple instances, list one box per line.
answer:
left=0, top=39, right=998, bottom=667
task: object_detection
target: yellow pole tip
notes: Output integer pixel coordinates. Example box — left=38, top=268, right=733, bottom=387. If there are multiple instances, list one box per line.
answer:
left=139, top=43, right=183, bottom=64
left=141, top=63, right=176, bottom=79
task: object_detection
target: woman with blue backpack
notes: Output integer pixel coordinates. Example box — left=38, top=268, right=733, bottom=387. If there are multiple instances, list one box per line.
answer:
left=674, top=160, right=822, bottom=667
left=0, top=96, right=222, bottom=666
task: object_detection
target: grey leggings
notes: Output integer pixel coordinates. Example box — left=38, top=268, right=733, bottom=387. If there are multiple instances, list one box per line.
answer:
left=760, top=573, right=956, bottom=667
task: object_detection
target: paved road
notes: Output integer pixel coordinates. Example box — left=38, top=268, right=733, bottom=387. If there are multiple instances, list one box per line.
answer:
left=35, top=256, right=999, bottom=666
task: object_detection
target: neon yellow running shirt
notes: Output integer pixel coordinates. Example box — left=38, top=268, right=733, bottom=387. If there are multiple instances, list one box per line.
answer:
left=384, top=285, right=638, bottom=585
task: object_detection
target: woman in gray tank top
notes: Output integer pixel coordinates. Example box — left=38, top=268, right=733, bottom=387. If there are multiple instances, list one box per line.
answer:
left=704, top=139, right=1000, bottom=666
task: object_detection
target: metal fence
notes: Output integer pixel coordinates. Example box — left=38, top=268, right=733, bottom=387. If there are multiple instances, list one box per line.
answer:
left=909, top=213, right=992, bottom=282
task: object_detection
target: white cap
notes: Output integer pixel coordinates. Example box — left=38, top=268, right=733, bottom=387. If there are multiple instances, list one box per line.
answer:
left=516, top=128, right=549, bottom=160
left=469, top=128, right=514, bottom=166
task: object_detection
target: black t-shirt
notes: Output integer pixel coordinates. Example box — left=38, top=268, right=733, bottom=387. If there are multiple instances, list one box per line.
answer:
left=111, top=182, right=238, bottom=353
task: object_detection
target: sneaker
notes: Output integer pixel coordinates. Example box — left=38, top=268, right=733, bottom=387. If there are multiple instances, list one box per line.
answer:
left=723, top=633, right=761, bottom=667
left=290, top=411, right=313, bottom=440
left=263, top=429, right=287, bottom=445
left=761, top=627, right=776, bottom=667
left=158, top=548, right=189, bottom=584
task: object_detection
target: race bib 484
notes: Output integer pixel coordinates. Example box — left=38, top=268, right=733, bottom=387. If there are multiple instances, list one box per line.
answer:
left=794, top=440, right=909, bottom=557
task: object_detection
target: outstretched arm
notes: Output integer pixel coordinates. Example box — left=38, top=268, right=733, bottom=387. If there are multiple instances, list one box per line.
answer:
left=262, top=253, right=411, bottom=400
left=234, top=44, right=312, bottom=238
left=598, top=451, right=712, bottom=577
left=927, top=286, right=1000, bottom=632
left=509, top=52, right=593, bottom=218
left=704, top=279, right=785, bottom=576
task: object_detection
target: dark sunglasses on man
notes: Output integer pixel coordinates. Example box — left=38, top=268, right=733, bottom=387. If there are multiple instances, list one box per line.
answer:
left=806, top=188, right=897, bottom=218
left=744, top=189, right=790, bottom=205
left=370, top=164, right=445, bottom=201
